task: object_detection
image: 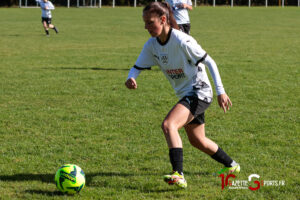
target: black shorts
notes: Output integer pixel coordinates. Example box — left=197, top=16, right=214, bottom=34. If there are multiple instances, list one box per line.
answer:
left=178, top=23, right=191, bottom=35
left=42, top=17, right=52, bottom=25
left=178, top=96, right=210, bottom=125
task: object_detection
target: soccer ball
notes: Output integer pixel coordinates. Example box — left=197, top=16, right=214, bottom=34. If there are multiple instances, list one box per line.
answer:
left=54, top=164, right=85, bottom=194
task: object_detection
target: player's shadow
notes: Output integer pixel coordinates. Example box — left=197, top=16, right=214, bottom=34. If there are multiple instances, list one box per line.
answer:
left=0, top=171, right=203, bottom=195
left=60, top=67, right=130, bottom=71
left=45, top=67, right=160, bottom=71
left=8, top=34, right=21, bottom=37
left=0, top=173, right=54, bottom=183
left=0, top=172, right=134, bottom=196
left=25, top=190, right=65, bottom=196
left=0, top=171, right=133, bottom=185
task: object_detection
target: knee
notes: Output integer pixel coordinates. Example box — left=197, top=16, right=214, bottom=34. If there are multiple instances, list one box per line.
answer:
left=161, top=120, right=176, bottom=134
left=161, top=120, right=169, bottom=133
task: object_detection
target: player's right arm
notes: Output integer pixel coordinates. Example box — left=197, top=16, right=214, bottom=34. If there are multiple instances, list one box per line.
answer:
left=125, top=78, right=137, bottom=89
left=125, top=67, right=141, bottom=89
left=125, top=39, right=156, bottom=90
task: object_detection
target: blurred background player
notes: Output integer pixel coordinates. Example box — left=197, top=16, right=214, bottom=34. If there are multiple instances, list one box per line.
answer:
left=37, top=0, right=58, bottom=36
left=166, top=0, right=193, bottom=34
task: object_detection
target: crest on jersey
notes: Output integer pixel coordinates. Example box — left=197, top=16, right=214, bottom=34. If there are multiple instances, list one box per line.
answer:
left=160, top=54, right=168, bottom=65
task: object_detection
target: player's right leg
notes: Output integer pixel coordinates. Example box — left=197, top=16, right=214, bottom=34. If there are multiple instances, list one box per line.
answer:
left=163, top=171, right=187, bottom=189
left=42, top=19, right=49, bottom=36
left=161, top=103, right=194, bottom=188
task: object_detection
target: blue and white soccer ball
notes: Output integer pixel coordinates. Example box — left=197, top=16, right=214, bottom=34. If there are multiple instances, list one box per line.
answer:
left=54, top=164, right=85, bottom=194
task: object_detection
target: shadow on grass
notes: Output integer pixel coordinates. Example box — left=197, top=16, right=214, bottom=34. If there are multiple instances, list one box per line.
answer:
left=0, top=172, right=134, bottom=196
left=43, top=67, right=161, bottom=71
left=8, top=34, right=21, bottom=37
left=60, top=67, right=130, bottom=71
left=0, top=172, right=133, bottom=185
left=0, top=173, right=54, bottom=183
left=25, top=190, right=65, bottom=196
left=0, top=171, right=200, bottom=195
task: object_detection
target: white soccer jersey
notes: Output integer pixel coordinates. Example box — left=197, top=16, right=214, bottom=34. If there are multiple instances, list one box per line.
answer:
left=133, top=29, right=225, bottom=103
left=166, top=0, right=192, bottom=25
left=38, top=1, right=55, bottom=18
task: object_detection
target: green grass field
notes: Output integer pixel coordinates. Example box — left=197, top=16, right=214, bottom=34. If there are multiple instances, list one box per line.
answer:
left=0, top=6, right=299, bottom=199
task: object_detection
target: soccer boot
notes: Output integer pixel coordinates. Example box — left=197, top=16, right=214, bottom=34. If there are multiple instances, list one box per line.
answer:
left=163, top=171, right=187, bottom=189
left=53, top=27, right=59, bottom=34
left=218, top=164, right=240, bottom=175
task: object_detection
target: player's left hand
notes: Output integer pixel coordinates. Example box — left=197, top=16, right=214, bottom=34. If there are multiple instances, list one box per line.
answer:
left=217, top=94, right=232, bottom=113
left=177, top=3, right=184, bottom=8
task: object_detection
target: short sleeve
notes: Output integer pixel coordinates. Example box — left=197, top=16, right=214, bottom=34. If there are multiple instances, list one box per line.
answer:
left=181, top=37, right=207, bottom=66
left=50, top=2, right=55, bottom=9
left=135, top=39, right=156, bottom=70
left=186, top=0, right=193, bottom=6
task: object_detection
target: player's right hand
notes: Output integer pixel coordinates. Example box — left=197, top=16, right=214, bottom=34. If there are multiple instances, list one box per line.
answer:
left=125, top=78, right=137, bottom=89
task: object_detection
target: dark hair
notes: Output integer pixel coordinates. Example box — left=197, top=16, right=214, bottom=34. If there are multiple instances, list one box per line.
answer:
left=143, top=2, right=179, bottom=30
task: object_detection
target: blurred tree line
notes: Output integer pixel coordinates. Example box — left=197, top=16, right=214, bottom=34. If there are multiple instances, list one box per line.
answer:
left=1, top=0, right=298, bottom=7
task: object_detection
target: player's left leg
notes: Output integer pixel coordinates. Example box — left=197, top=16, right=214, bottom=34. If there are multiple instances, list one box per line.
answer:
left=184, top=123, right=218, bottom=155
left=184, top=123, right=240, bottom=174
left=49, top=23, right=58, bottom=34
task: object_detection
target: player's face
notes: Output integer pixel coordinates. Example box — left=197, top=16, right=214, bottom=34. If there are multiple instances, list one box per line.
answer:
left=143, top=12, right=164, bottom=37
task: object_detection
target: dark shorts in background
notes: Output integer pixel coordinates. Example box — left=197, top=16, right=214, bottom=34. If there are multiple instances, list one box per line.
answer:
left=178, top=23, right=191, bottom=35
left=42, top=17, right=52, bottom=25
left=178, top=96, right=211, bottom=125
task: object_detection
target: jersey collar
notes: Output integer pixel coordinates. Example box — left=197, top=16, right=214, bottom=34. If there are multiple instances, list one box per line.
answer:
left=156, top=28, right=172, bottom=46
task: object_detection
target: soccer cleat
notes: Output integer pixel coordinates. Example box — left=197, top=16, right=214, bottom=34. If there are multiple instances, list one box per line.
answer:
left=163, top=171, right=187, bottom=189
left=218, top=164, right=240, bottom=175
left=53, top=27, right=59, bottom=34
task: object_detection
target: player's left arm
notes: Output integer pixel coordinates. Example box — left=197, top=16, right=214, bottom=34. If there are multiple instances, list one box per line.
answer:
left=182, top=38, right=232, bottom=113
left=217, top=93, right=232, bottom=113
left=202, top=55, right=232, bottom=113
left=182, top=3, right=193, bottom=10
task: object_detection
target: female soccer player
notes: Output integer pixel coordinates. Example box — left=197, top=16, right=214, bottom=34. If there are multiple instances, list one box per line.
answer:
left=125, top=2, right=240, bottom=189
left=37, top=0, right=58, bottom=36
left=166, top=0, right=193, bottom=34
